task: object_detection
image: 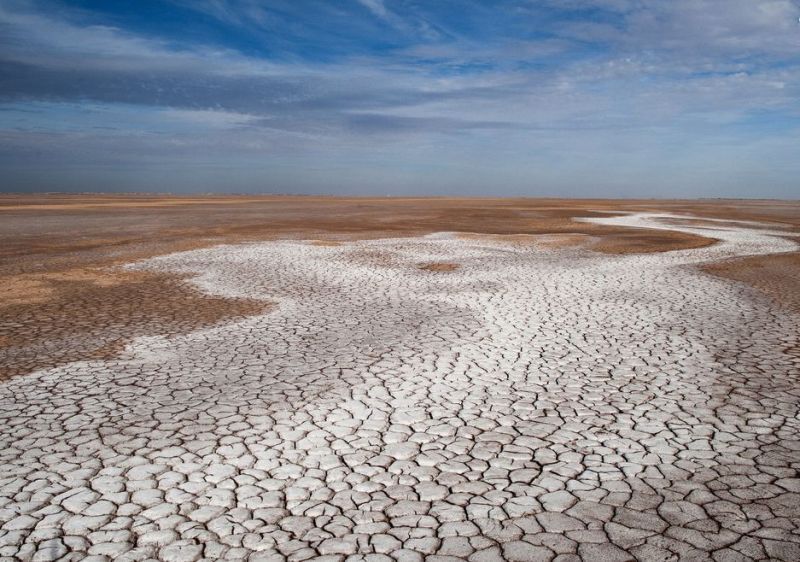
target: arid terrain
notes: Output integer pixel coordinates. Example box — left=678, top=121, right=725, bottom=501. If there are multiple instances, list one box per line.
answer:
left=1, top=196, right=799, bottom=561
left=2, top=196, right=798, bottom=381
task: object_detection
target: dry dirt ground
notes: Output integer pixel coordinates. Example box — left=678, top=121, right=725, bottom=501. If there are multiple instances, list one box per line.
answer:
left=2, top=196, right=798, bottom=380
left=0, top=196, right=799, bottom=561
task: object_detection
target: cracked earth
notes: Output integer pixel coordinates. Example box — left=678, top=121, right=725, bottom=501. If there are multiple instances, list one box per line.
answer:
left=1, top=213, right=799, bottom=562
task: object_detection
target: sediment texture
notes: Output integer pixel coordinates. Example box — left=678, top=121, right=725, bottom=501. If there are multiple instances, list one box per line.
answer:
left=1, top=214, right=798, bottom=561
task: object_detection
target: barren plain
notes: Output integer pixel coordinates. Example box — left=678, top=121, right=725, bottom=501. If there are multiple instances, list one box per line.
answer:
left=1, top=196, right=799, bottom=561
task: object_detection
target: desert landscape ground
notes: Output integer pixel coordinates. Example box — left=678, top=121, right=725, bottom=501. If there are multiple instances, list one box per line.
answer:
left=1, top=196, right=799, bottom=561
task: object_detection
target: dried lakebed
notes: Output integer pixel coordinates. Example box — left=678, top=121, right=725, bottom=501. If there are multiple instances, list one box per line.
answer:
left=1, top=214, right=799, bottom=562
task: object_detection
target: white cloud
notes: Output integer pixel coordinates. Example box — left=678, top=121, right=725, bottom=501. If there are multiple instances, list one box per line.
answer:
left=161, top=108, right=260, bottom=128
left=357, top=0, right=390, bottom=19
left=0, top=2, right=280, bottom=76
left=560, top=0, right=800, bottom=58
left=1, top=0, right=799, bottom=195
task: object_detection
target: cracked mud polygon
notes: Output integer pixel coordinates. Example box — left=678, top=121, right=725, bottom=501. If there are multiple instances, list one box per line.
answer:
left=1, top=197, right=799, bottom=562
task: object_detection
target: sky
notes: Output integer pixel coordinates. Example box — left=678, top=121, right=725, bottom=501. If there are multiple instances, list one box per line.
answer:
left=0, top=0, right=799, bottom=197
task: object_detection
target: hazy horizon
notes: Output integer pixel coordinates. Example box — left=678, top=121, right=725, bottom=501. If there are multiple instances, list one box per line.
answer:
left=2, top=1, right=799, bottom=197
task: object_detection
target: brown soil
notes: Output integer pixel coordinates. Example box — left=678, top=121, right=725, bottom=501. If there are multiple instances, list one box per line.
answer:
left=310, top=240, right=344, bottom=247
left=534, top=234, right=590, bottom=249
left=589, top=231, right=717, bottom=254
left=418, top=262, right=460, bottom=272
left=456, top=233, right=590, bottom=248
left=703, top=247, right=800, bottom=315
left=1, top=195, right=798, bottom=380
left=0, top=270, right=268, bottom=380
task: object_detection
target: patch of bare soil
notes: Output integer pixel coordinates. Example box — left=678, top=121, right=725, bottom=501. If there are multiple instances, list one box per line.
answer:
left=0, top=269, right=268, bottom=380
left=534, top=233, right=590, bottom=248
left=310, top=240, right=344, bottom=247
left=703, top=248, right=800, bottom=315
left=589, top=231, right=718, bottom=254
left=418, top=262, right=460, bottom=272
left=1, top=195, right=797, bottom=380
left=456, top=233, right=589, bottom=248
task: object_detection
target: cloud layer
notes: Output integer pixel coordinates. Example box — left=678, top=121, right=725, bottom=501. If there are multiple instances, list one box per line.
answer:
left=1, top=0, right=799, bottom=196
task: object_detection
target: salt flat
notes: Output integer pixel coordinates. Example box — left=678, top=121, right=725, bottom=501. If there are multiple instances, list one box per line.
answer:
left=1, top=214, right=799, bottom=561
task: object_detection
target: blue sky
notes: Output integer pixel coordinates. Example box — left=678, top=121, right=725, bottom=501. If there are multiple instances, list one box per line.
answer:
left=1, top=0, right=799, bottom=196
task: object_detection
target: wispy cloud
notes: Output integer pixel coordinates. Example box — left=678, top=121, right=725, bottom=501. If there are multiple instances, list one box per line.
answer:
left=356, top=0, right=390, bottom=20
left=0, top=0, right=798, bottom=196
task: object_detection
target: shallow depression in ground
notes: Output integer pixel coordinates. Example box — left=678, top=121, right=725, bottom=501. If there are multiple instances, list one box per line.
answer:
left=1, top=214, right=799, bottom=561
